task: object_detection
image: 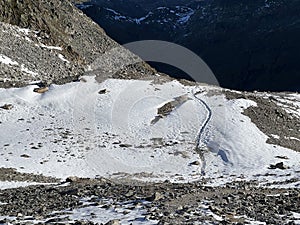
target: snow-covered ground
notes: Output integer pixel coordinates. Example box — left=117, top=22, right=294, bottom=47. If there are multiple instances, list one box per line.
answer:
left=0, top=76, right=299, bottom=186
left=49, top=198, right=158, bottom=225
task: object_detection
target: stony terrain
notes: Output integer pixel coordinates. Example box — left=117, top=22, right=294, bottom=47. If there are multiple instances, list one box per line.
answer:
left=224, top=90, right=300, bottom=152
left=0, top=174, right=299, bottom=225
left=0, top=0, right=155, bottom=88
left=0, top=168, right=59, bottom=183
left=0, top=21, right=83, bottom=88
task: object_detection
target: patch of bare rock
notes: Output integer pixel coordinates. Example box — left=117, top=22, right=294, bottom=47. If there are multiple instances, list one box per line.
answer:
left=0, top=177, right=299, bottom=224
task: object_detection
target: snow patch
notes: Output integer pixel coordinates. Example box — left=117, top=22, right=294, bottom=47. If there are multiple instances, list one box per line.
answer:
left=67, top=199, right=158, bottom=225
left=20, top=64, right=38, bottom=76
left=37, top=44, right=63, bottom=50
left=0, top=77, right=299, bottom=186
left=58, top=54, right=70, bottom=63
left=0, top=54, right=19, bottom=66
left=18, top=28, right=31, bottom=36
left=270, top=134, right=280, bottom=139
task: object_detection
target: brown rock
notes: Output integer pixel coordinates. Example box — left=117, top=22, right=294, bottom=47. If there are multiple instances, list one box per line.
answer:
left=105, top=219, right=120, bottom=225
left=146, top=192, right=164, bottom=201
left=66, top=176, right=80, bottom=183
left=34, top=87, right=49, bottom=94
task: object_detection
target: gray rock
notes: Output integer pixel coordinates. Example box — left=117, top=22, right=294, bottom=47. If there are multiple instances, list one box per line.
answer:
left=269, top=162, right=289, bottom=170
left=105, top=219, right=120, bottom=225
left=0, top=104, right=13, bottom=110
left=146, top=192, right=164, bottom=201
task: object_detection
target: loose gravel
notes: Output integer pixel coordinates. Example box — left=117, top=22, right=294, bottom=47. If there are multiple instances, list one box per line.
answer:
left=0, top=177, right=299, bottom=224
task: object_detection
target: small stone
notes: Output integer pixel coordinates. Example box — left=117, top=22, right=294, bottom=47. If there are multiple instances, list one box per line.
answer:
left=125, top=190, right=135, bottom=197
left=20, top=154, right=31, bottom=158
left=269, top=96, right=277, bottom=101
left=146, top=192, right=164, bottom=201
left=177, top=205, right=183, bottom=210
left=80, top=77, right=87, bottom=82
left=33, top=87, right=49, bottom=94
left=269, top=162, right=289, bottom=170
left=275, top=156, right=289, bottom=159
left=123, top=210, right=131, bottom=215
left=105, top=219, right=120, bottom=225
left=98, top=89, right=108, bottom=94
left=66, top=176, right=79, bottom=183
left=189, top=161, right=200, bottom=166
left=119, top=143, right=132, bottom=148
left=209, top=205, right=223, bottom=213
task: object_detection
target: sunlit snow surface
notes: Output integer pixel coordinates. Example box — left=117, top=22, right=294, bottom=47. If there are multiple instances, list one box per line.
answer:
left=0, top=76, right=299, bottom=186
left=0, top=54, right=19, bottom=66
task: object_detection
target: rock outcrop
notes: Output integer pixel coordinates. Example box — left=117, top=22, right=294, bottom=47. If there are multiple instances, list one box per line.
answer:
left=0, top=0, right=155, bottom=88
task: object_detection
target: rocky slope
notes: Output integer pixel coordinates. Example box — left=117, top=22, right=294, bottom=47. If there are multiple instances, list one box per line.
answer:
left=0, top=0, right=155, bottom=88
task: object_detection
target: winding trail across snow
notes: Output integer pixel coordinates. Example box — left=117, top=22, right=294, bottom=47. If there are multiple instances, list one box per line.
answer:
left=192, top=89, right=213, bottom=175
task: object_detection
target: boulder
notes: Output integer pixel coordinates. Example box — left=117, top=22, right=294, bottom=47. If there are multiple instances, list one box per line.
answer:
left=33, top=87, right=49, bottom=94
left=0, top=104, right=13, bottom=110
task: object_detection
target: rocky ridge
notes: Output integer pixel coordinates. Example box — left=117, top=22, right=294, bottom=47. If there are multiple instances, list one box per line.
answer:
left=0, top=0, right=155, bottom=88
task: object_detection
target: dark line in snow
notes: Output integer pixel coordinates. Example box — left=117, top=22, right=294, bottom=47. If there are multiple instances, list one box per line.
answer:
left=193, top=89, right=212, bottom=176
